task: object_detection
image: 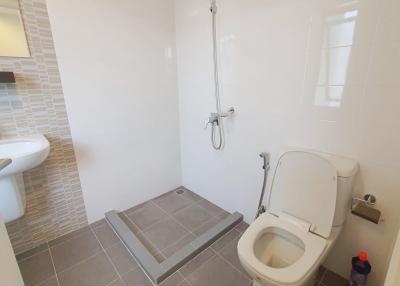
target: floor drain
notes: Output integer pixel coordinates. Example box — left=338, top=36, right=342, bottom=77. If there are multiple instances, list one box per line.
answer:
left=176, top=189, right=185, bottom=195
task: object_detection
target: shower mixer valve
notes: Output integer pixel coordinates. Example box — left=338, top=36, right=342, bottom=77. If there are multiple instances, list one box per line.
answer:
left=204, top=113, right=219, bottom=130
left=204, top=108, right=235, bottom=130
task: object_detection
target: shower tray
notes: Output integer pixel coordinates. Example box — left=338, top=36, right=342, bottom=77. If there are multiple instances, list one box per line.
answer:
left=105, top=187, right=243, bottom=284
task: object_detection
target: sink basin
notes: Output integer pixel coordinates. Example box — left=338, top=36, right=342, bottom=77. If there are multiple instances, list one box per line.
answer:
left=0, top=135, right=50, bottom=177
left=0, top=135, right=50, bottom=223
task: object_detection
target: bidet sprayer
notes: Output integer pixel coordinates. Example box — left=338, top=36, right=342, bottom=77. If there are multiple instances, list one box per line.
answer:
left=255, top=152, right=271, bottom=219
left=259, top=152, right=270, bottom=171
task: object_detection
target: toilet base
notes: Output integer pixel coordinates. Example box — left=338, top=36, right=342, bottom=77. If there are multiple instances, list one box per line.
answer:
left=252, top=278, right=314, bottom=286
left=251, top=268, right=316, bottom=286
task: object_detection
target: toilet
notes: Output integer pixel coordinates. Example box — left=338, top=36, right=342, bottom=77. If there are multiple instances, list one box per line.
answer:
left=238, top=150, right=358, bottom=286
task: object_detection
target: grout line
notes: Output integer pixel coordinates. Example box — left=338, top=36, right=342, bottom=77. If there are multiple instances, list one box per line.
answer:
left=89, top=223, right=121, bottom=250
left=318, top=268, right=328, bottom=286
left=105, top=278, right=122, bottom=286
left=121, top=209, right=167, bottom=260
left=47, top=226, right=91, bottom=251
left=214, top=251, right=250, bottom=282
left=189, top=209, right=227, bottom=235
left=178, top=277, right=194, bottom=286
left=150, top=200, right=197, bottom=237
left=125, top=202, right=177, bottom=234
left=110, top=189, right=234, bottom=285
left=48, top=224, right=91, bottom=246
left=17, top=246, right=50, bottom=263
left=151, top=187, right=190, bottom=205
left=150, top=196, right=236, bottom=260
left=47, top=242, right=61, bottom=286
left=54, top=251, right=101, bottom=277
left=183, top=251, right=218, bottom=282
left=104, top=219, right=157, bottom=286
left=90, top=227, right=126, bottom=286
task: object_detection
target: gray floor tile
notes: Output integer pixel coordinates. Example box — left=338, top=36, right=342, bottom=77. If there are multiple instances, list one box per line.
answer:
left=152, top=190, right=176, bottom=203
left=37, top=276, right=59, bottom=286
left=58, top=252, right=117, bottom=286
left=218, top=236, right=249, bottom=277
left=234, top=221, right=249, bottom=234
left=121, top=267, right=153, bottom=286
left=134, top=230, right=166, bottom=262
left=18, top=250, right=55, bottom=286
left=192, top=216, right=224, bottom=236
left=125, top=201, right=149, bottom=214
left=322, top=270, right=348, bottom=286
left=211, top=229, right=241, bottom=252
left=176, top=188, right=204, bottom=203
left=179, top=247, right=215, bottom=277
left=159, top=271, right=184, bottom=286
left=106, top=242, right=138, bottom=275
left=92, top=223, right=120, bottom=249
left=187, top=255, right=250, bottom=286
left=14, top=187, right=352, bottom=286
left=118, top=212, right=141, bottom=234
left=162, top=233, right=196, bottom=258
left=144, top=217, right=189, bottom=250
left=50, top=228, right=101, bottom=273
left=125, top=202, right=166, bottom=231
left=315, top=266, right=327, bottom=282
left=49, top=226, right=91, bottom=247
left=197, top=199, right=225, bottom=216
left=153, top=192, right=193, bottom=214
left=173, top=205, right=214, bottom=232
left=90, top=219, right=107, bottom=229
left=108, top=279, right=124, bottom=286
left=16, top=243, right=49, bottom=261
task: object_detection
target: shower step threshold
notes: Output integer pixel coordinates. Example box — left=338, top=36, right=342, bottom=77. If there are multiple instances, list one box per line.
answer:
left=105, top=210, right=243, bottom=284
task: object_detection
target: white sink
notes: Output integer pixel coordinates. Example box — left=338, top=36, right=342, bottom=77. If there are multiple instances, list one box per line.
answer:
left=0, top=135, right=50, bottom=177
left=0, top=135, right=50, bottom=223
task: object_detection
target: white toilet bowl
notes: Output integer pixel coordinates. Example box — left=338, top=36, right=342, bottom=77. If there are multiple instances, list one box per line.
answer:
left=238, top=212, right=340, bottom=286
left=238, top=150, right=358, bottom=286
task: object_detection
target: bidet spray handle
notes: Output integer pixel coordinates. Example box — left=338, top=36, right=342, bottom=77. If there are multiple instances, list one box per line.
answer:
left=259, top=152, right=270, bottom=171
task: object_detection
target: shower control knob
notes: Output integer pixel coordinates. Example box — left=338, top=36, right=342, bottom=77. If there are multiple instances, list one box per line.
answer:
left=204, top=120, right=211, bottom=130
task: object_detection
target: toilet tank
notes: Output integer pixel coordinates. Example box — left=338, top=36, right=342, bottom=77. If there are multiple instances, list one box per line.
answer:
left=315, top=152, right=359, bottom=227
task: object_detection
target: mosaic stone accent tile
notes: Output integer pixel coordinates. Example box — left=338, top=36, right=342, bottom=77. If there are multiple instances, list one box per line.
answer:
left=0, top=0, right=87, bottom=254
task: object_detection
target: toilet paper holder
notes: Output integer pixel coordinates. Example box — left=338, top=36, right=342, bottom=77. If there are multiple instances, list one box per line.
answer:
left=351, top=194, right=382, bottom=224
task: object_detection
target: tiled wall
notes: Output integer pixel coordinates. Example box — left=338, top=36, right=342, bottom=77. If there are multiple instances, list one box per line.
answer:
left=0, top=0, right=87, bottom=254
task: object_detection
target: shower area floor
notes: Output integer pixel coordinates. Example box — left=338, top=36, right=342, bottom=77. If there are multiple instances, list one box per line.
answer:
left=16, top=187, right=251, bottom=286
left=116, top=187, right=235, bottom=263
left=15, top=187, right=348, bottom=286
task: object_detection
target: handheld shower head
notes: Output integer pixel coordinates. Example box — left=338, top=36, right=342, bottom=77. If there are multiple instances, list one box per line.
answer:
left=210, top=0, right=217, bottom=14
left=259, top=152, right=270, bottom=170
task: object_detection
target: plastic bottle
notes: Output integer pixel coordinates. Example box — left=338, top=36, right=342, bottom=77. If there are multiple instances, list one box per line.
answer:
left=350, top=251, right=372, bottom=286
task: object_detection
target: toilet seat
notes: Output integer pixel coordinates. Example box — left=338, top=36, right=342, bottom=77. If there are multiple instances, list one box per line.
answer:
left=238, top=213, right=327, bottom=285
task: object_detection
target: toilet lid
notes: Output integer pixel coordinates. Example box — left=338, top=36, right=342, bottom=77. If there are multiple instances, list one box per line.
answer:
left=269, top=151, right=337, bottom=238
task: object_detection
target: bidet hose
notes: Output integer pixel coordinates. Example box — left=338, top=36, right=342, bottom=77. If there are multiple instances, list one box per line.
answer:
left=210, top=0, right=224, bottom=150
left=255, top=153, right=271, bottom=219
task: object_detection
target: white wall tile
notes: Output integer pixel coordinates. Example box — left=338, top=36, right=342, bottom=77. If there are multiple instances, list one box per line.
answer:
left=175, top=0, right=400, bottom=284
left=46, top=0, right=182, bottom=223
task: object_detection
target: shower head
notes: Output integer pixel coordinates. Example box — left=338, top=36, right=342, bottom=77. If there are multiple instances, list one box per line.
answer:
left=210, top=0, right=217, bottom=14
